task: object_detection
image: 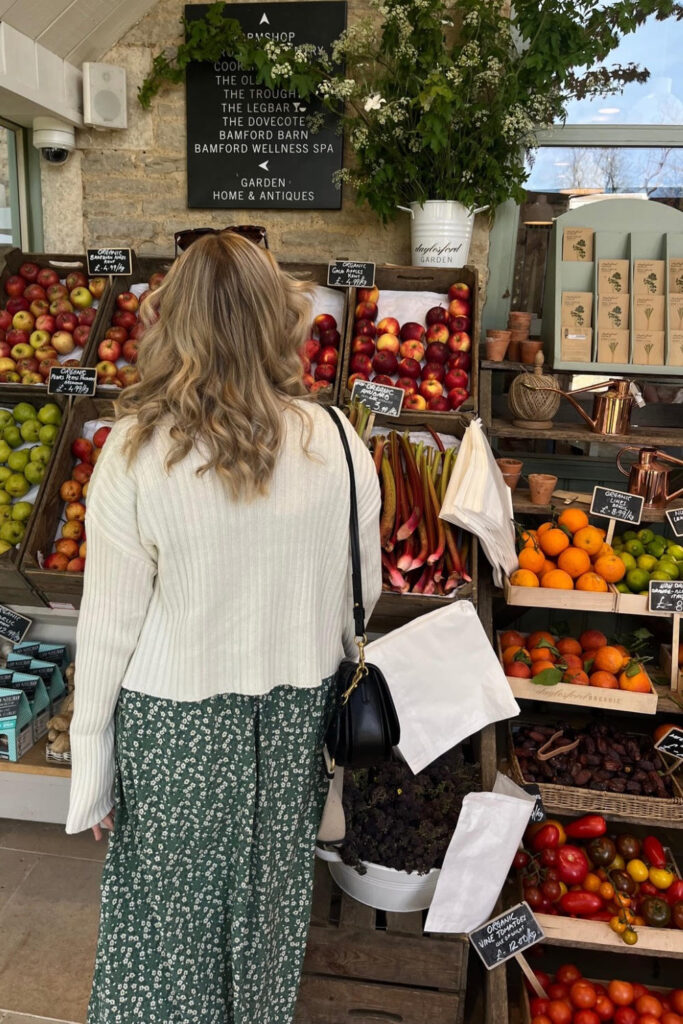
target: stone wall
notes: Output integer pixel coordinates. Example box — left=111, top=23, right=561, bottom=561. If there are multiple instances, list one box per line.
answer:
left=40, top=0, right=489, bottom=289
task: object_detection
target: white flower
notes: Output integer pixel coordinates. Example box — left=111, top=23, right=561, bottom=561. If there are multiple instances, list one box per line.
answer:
left=364, top=93, right=386, bottom=111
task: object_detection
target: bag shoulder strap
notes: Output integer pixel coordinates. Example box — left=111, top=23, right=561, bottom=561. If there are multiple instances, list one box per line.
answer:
left=325, top=406, right=366, bottom=639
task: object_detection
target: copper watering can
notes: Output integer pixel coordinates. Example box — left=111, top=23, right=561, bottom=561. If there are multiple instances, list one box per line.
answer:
left=529, top=378, right=636, bottom=435
left=617, top=447, right=683, bottom=507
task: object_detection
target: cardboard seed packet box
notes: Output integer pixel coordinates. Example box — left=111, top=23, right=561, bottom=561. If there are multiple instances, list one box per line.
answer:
left=633, top=260, right=666, bottom=296
left=598, top=259, right=629, bottom=295
left=0, top=669, right=50, bottom=742
left=0, top=688, right=33, bottom=762
left=598, top=294, right=629, bottom=331
left=597, top=329, right=629, bottom=364
left=669, top=258, right=683, bottom=295
left=669, top=295, right=683, bottom=333
left=668, top=330, right=683, bottom=367
left=562, top=228, right=594, bottom=262
left=632, top=331, right=665, bottom=366
left=634, top=295, right=665, bottom=332
left=561, top=292, right=593, bottom=329
left=7, top=653, right=65, bottom=716
left=561, top=327, right=592, bottom=362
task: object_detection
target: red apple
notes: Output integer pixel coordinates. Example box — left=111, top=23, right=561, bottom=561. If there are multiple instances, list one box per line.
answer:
left=12, top=311, right=34, bottom=332
left=39, top=358, right=59, bottom=379
left=55, top=312, right=78, bottom=333
left=148, top=272, right=165, bottom=291
left=448, top=282, right=471, bottom=302
left=419, top=379, right=443, bottom=401
left=73, top=462, right=94, bottom=483
left=4, top=275, right=25, bottom=297
left=318, top=346, right=339, bottom=367
left=404, top=394, right=427, bottom=410
left=116, top=291, right=139, bottom=313
left=447, top=332, right=471, bottom=353
left=315, top=363, right=336, bottom=383
left=50, top=299, right=74, bottom=316
left=96, top=360, right=119, bottom=383
left=45, top=552, right=69, bottom=572
left=303, top=372, right=314, bottom=390
left=34, top=346, right=58, bottom=361
left=426, top=306, right=448, bottom=326
left=70, top=287, right=94, bottom=310
left=347, top=372, right=370, bottom=388
left=66, top=557, right=85, bottom=573
left=11, top=342, right=33, bottom=360
left=52, top=331, right=76, bottom=355
left=7, top=330, right=29, bottom=347
left=117, top=366, right=140, bottom=388
left=352, top=337, right=375, bottom=358
left=36, top=268, right=59, bottom=289
left=30, top=329, right=51, bottom=350
left=372, top=351, right=398, bottom=375
left=372, top=374, right=394, bottom=387
left=319, top=328, right=341, bottom=349
left=310, top=380, right=331, bottom=393
left=16, top=356, right=38, bottom=374
left=112, top=310, right=137, bottom=330
left=355, top=301, right=377, bottom=321
left=428, top=396, right=450, bottom=412
left=21, top=370, right=43, bottom=384
left=19, top=262, right=40, bottom=282
left=395, top=377, right=417, bottom=397
left=0, top=342, right=10, bottom=359
left=350, top=353, right=373, bottom=375
left=98, top=339, right=122, bottom=362
left=357, top=286, right=379, bottom=304
left=24, top=284, right=46, bottom=302
left=377, top=317, right=400, bottom=336
left=425, top=342, right=448, bottom=365
left=422, top=362, right=445, bottom=382
left=77, top=308, right=97, bottom=326
left=30, top=299, right=50, bottom=318
left=63, top=359, right=81, bottom=367
left=6, top=297, right=29, bottom=315
left=448, top=387, right=470, bottom=410
left=302, top=338, right=321, bottom=362
left=47, top=284, right=68, bottom=303
left=72, top=437, right=93, bottom=463
left=399, top=340, right=425, bottom=362
left=0, top=370, right=19, bottom=383
left=400, top=322, right=425, bottom=342
left=73, top=325, right=91, bottom=347
left=0, top=310, right=11, bottom=331
left=448, top=298, right=471, bottom=318
left=122, top=339, right=139, bottom=364
left=448, top=314, right=471, bottom=333
left=130, top=322, right=146, bottom=341
left=313, top=313, right=336, bottom=333
left=66, top=271, right=88, bottom=292
left=397, top=356, right=421, bottom=380
left=445, top=369, right=469, bottom=390
left=448, top=351, right=471, bottom=371
left=88, top=277, right=107, bottom=299
left=138, top=290, right=151, bottom=306
left=35, top=314, right=55, bottom=334
left=354, top=319, right=376, bottom=338
left=106, top=326, right=128, bottom=344
left=426, top=323, right=449, bottom=345
left=93, top=426, right=112, bottom=449
left=376, top=332, right=400, bottom=355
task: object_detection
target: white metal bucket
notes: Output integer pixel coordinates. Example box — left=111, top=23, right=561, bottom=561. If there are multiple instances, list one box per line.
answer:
left=399, top=200, right=486, bottom=268
left=316, top=846, right=439, bottom=912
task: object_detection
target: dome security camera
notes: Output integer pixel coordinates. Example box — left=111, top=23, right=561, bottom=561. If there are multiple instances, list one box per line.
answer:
left=32, top=117, right=76, bottom=165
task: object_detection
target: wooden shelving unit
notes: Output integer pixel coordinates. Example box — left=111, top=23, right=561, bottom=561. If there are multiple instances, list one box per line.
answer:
left=0, top=739, right=70, bottom=777
left=512, top=488, right=683, bottom=522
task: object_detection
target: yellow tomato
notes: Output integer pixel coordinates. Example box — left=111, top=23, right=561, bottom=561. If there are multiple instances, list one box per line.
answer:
left=626, top=859, right=649, bottom=883
left=649, top=866, right=674, bottom=890
left=609, top=916, right=626, bottom=935
left=609, top=853, right=626, bottom=871
left=623, top=928, right=638, bottom=945
left=583, top=872, right=601, bottom=892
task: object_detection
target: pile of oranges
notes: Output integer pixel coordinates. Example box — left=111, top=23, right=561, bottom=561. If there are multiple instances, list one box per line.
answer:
left=510, top=509, right=626, bottom=592
left=500, top=627, right=652, bottom=691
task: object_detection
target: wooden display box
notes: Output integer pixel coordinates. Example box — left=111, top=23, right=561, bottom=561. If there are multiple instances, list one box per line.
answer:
left=533, top=913, right=683, bottom=958
left=0, top=387, right=69, bottom=607
left=661, top=644, right=683, bottom=689
left=503, top=575, right=616, bottom=612
left=338, top=265, right=479, bottom=426
left=295, top=861, right=468, bottom=1024
left=21, top=398, right=115, bottom=608
left=613, top=588, right=674, bottom=617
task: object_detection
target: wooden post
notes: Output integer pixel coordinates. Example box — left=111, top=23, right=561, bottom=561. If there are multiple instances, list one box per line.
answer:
left=515, top=953, right=548, bottom=999
left=671, top=613, right=681, bottom=692
left=605, top=518, right=616, bottom=546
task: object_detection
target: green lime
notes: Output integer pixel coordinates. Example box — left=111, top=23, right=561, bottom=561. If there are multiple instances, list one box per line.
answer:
left=10, top=501, right=32, bottom=522
left=36, top=403, right=62, bottom=426
left=626, top=567, right=650, bottom=592
left=5, top=473, right=29, bottom=498
left=624, top=539, right=645, bottom=557
left=655, top=560, right=679, bottom=579
left=7, top=450, right=29, bottom=472
left=637, top=554, right=657, bottom=572
left=647, top=541, right=667, bottom=558
left=19, top=419, right=41, bottom=443
left=616, top=582, right=630, bottom=593
left=3, top=426, right=21, bottom=449
left=38, top=424, right=58, bottom=446
left=667, top=544, right=683, bottom=561
left=619, top=551, right=637, bottom=571
left=637, top=528, right=655, bottom=545
left=623, top=530, right=638, bottom=541
left=11, top=402, right=37, bottom=424
left=651, top=570, right=672, bottom=581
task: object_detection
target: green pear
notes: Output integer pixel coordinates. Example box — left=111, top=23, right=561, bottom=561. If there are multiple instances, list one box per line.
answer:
left=0, top=440, right=10, bottom=464
left=12, top=402, right=37, bottom=424
left=23, top=462, right=45, bottom=487
left=10, top=501, right=32, bottom=522
left=7, top=450, right=29, bottom=472
left=29, top=444, right=52, bottom=466
left=5, top=473, right=29, bottom=498
left=0, top=489, right=11, bottom=506
left=38, top=424, right=59, bottom=446
left=0, top=410, right=12, bottom=429
left=36, top=403, right=62, bottom=426
left=0, top=468, right=10, bottom=485
left=3, top=426, right=21, bottom=449
left=0, top=520, right=24, bottom=545
left=0, top=539, right=12, bottom=555
left=20, top=419, right=41, bottom=443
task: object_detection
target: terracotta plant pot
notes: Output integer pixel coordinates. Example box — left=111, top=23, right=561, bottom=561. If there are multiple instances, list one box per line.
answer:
left=485, top=337, right=510, bottom=362
left=520, top=340, right=543, bottom=365
left=496, top=457, right=523, bottom=491
left=528, top=473, right=558, bottom=505
left=507, top=339, right=521, bottom=362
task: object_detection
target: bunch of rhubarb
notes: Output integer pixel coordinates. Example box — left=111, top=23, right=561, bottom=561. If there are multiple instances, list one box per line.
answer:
left=371, top=429, right=470, bottom=596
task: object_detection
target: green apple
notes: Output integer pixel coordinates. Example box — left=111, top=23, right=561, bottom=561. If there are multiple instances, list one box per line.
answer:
left=0, top=440, right=10, bottom=464
left=29, top=444, right=51, bottom=466
left=0, top=520, right=24, bottom=545
left=0, top=467, right=10, bottom=485
left=0, top=489, right=11, bottom=506
left=20, top=419, right=41, bottom=443
left=10, top=501, right=32, bottom=522
left=36, top=403, right=62, bottom=426
left=0, top=410, right=12, bottom=429
left=23, top=462, right=44, bottom=487
left=38, top=424, right=59, bottom=446
left=3, top=426, right=21, bottom=449
left=12, top=402, right=37, bottom=424
left=5, top=473, right=29, bottom=498
left=0, top=539, right=12, bottom=555
left=7, top=450, right=29, bottom=472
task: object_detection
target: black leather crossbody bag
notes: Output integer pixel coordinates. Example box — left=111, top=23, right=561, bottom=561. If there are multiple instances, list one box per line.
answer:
left=325, top=408, right=400, bottom=771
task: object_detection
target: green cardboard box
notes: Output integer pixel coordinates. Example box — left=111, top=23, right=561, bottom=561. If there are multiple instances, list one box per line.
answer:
left=0, top=688, right=33, bottom=761
left=0, top=669, right=50, bottom=742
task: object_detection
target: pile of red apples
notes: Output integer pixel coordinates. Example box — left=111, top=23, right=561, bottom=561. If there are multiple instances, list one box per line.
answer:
left=43, top=425, right=111, bottom=572
left=97, top=272, right=165, bottom=387
left=300, top=313, right=341, bottom=394
left=347, top=283, right=472, bottom=411
left=0, top=263, right=106, bottom=386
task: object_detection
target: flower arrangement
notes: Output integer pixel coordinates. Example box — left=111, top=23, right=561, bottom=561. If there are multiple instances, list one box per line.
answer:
left=139, top=0, right=680, bottom=222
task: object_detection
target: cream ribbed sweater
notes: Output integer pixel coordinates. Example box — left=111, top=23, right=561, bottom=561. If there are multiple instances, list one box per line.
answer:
left=66, top=403, right=381, bottom=834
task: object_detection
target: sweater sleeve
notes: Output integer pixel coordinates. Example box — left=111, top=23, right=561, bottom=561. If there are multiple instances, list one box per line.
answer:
left=66, top=423, right=157, bottom=834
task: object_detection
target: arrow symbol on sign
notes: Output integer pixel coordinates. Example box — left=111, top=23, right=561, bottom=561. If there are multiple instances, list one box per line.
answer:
left=259, top=160, right=270, bottom=171
left=259, top=12, right=270, bottom=24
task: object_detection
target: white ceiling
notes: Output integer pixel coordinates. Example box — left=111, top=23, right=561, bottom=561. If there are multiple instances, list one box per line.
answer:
left=0, top=0, right=159, bottom=65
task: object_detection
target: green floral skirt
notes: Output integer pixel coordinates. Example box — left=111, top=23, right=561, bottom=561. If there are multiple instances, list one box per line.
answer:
left=89, top=679, right=336, bottom=1024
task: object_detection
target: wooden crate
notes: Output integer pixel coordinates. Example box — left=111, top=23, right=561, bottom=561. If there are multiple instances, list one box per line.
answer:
left=21, top=397, right=115, bottom=608
left=338, top=265, right=479, bottom=427
left=533, top=912, right=683, bottom=958
left=503, top=575, right=616, bottom=612
left=295, top=861, right=468, bottom=1024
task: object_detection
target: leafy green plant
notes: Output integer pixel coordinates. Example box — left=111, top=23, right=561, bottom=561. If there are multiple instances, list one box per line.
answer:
left=139, top=0, right=682, bottom=222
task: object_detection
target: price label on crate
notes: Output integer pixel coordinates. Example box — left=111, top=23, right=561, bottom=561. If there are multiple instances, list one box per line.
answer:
left=350, top=379, right=404, bottom=417
left=0, top=605, right=31, bottom=645
left=47, top=366, right=97, bottom=397
left=522, top=783, right=546, bottom=823
left=655, top=726, right=683, bottom=760
left=666, top=507, right=683, bottom=539
left=590, top=486, right=643, bottom=525
left=327, top=260, right=375, bottom=288
left=649, top=579, right=683, bottom=614
left=86, top=247, right=132, bottom=277
left=469, top=902, right=544, bottom=970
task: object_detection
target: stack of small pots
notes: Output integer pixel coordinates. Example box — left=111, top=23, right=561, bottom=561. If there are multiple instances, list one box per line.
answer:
left=485, top=328, right=511, bottom=361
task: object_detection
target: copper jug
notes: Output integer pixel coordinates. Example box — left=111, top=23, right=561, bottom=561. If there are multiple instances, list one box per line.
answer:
left=530, top=378, right=635, bottom=435
left=617, top=447, right=683, bottom=507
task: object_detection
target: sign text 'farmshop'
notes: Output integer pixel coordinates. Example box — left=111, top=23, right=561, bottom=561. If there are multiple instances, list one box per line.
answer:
left=185, top=2, right=346, bottom=209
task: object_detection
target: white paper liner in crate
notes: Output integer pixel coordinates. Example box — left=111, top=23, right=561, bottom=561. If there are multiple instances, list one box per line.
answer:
left=37, top=417, right=114, bottom=568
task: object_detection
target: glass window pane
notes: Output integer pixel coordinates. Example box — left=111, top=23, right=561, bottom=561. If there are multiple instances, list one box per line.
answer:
left=526, top=146, right=683, bottom=198
left=0, top=125, right=21, bottom=247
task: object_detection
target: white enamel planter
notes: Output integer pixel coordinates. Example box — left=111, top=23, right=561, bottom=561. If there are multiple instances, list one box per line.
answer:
left=316, top=845, right=439, bottom=912
left=398, top=199, right=487, bottom=268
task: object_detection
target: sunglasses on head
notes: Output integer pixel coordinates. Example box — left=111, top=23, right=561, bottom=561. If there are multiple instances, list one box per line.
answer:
left=174, top=225, right=269, bottom=256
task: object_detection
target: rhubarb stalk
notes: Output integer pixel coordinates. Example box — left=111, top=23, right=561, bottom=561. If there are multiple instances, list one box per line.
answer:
left=396, top=433, right=423, bottom=541
left=379, top=451, right=396, bottom=551
left=426, top=468, right=446, bottom=565
left=381, top=551, right=409, bottom=592
left=373, top=436, right=385, bottom=475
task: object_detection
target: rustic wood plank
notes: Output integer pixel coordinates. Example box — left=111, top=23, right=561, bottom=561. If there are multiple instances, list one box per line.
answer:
left=385, top=910, right=424, bottom=935
left=485, top=964, right=510, bottom=1024
left=338, top=892, right=377, bottom=929
left=489, top=417, right=683, bottom=448
left=535, top=913, right=683, bottom=956
left=512, top=488, right=683, bottom=523
left=295, top=974, right=463, bottom=1024
left=310, top=860, right=333, bottom=926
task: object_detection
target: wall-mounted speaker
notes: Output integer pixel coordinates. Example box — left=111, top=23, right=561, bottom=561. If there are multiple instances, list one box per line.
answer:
left=82, top=62, right=127, bottom=130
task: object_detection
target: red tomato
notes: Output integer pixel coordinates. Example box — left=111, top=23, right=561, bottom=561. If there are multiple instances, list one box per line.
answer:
left=667, top=881, right=683, bottom=906
left=614, top=1009, right=638, bottom=1024
left=635, top=994, right=664, bottom=1018
left=640, top=882, right=658, bottom=898
left=639, top=1016, right=664, bottom=1024
left=548, top=983, right=570, bottom=1001
left=556, top=964, right=582, bottom=985
left=530, top=998, right=550, bottom=1016
left=633, top=986, right=650, bottom=1001
left=662, top=1013, right=683, bottom=1024
left=557, top=844, right=590, bottom=886
left=573, top=1012, right=600, bottom=1024
left=513, top=850, right=530, bottom=870
left=531, top=1016, right=552, bottom=1024
left=570, top=981, right=598, bottom=1009
left=595, top=994, right=615, bottom=1021
left=609, top=981, right=636, bottom=1006
left=547, top=1000, right=573, bottom=1024
left=671, top=993, right=683, bottom=1015
left=542, top=848, right=559, bottom=867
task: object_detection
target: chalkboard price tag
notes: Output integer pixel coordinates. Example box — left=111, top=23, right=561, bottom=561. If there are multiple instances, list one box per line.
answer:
left=351, top=379, right=404, bottom=417
left=649, top=579, right=683, bottom=614
left=86, top=248, right=132, bottom=277
left=522, top=784, right=546, bottom=824
left=327, top=261, right=376, bottom=289
left=655, top=726, right=683, bottom=760
left=0, top=605, right=31, bottom=645
left=666, top=508, right=683, bottom=539
left=590, top=486, right=644, bottom=525
left=470, top=902, right=544, bottom=970
left=48, top=366, right=97, bottom=397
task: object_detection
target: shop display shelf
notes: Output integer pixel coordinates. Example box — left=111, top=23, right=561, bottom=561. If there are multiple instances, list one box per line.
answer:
left=511, top=488, right=683, bottom=524
left=532, top=913, right=683, bottom=957
left=502, top=574, right=616, bottom=612
left=370, top=580, right=474, bottom=632
left=0, top=737, right=70, bottom=778
left=488, top=417, right=683, bottom=449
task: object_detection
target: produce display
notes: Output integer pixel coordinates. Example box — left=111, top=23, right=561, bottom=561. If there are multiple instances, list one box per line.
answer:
left=43, top=423, right=112, bottom=571
left=346, top=282, right=472, bottom=410
left=611, top=528, right=683, bottom=594
left=300, top=311, right=343, bottom=395
left=514, top=813, right=683, bottom=944
left=96, top=274, right=166, bottom=387
left=0, top=401, right=62, bottom=551
left=0, top=262, right=105, bottom=384
left=513, top=721, right=680, bottom=797
left=529, top=964, right=683, bottom=1024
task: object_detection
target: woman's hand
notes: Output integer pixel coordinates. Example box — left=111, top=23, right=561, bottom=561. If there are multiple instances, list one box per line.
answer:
left=92, top=809, right=115, bottom=841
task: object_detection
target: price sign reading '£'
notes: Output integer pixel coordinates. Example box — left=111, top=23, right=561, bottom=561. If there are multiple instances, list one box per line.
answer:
left=666, top=507, right=683, bottom=539
left=0, top=605, right=32, bottom=645
left=350, top=379, right=404, bottom=418
left=470, top=902, right=544, bottom=970
left=655, top=726, right=683, bottom=761
left=86, top=248, right=132, bottom=277
left=47, top=366, right=97, bottom=397
left=327, top=261, right=376, bottom=289
left=648, top=579, right=683, bottom=614
left=590, top=486, right=644, bottom=525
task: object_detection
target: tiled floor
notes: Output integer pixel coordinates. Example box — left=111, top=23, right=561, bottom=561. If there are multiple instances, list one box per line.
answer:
left=0, top=820, right=106, bottom=1024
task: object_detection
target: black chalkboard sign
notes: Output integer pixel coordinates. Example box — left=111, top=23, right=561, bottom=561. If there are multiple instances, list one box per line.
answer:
left=48, top=366, right=97, bottom=397
left=350, top=379, right=404, bottom=417
left=470, top=902, right=544, bottom=969
left=590, top=486, right=644, bottom=525
left=0, top=691, right=21, bottom=719
left=327, top=261, right=376, bottom=289
left=0, top=605, right=31, bottom=644
left=522, top=783, right=546, bottom=824
left=185, top=2, right=346, bottom=210
left=86, top=248, right=132, bottom=276
left=649, top=579, right=683, bottom=614
left=655, top=726, right=683, bottom=760
left=666, top=508, right=683, bottom=539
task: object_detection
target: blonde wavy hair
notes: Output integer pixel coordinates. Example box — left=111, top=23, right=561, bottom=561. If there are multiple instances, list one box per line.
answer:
left=117, top=233, right=314, bottom=499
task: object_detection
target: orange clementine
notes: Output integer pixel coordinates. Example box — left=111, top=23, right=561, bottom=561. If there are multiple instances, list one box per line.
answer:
left=539, top=528, right=571, bottom=557
left=572, top=525, right=604, bottom=557
left=557, top=508, right=589, bottom=534
left=542, top=558, right=557, bottom=575
left=593, top=554, right=626, bottom=583
left=532, top=660, right=558, bottom=676
left=575, top=571, right=608, bottom=592
left=510, top=568, right=539, bottom=587
left=597, top=527, right=606, bottom=538
left=557, top=546, right=591, bottom=579
left=590, top=670, right=619, bottom=689
left=563, top=653, right=584, bottom=672
left=530, top=646, right=556, bottom=664
left=502, top=645, right=529, bottom=666
left=563, top=668, right=589, bottom=685
left=593, top=645, right=628, bottom=673
left=500, top=630, right=526, bottom=650
left=580, top=630, right=607, bottom=651
left=583, top=649, right=600, bottom=670
left=619, top=667, right=651, bottom=693
left=537, top=521, right=554, bottom=536
left=507, top=661, right=532, bottom=679
left=520, top=529, right=538, bottom=548
left=654, top=723, right=678, bottom=743
left=527, top=630, right=556, bottom=650
left=596, top=542, right=614, bottom=559
left=518, top=546, right=546, bottom=574
left=556, top=637, right=582, bottom=657
left=615, top=643, right=630, bottom=658
left=541, top=568, right=574, bottom=589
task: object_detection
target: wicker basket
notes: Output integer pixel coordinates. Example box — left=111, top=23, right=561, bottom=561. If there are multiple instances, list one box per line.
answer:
left=509, top=722, right=683, bottom=823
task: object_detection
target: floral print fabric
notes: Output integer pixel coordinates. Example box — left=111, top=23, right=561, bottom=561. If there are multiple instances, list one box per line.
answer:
left=88, top=679, right=336, bottom=1024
